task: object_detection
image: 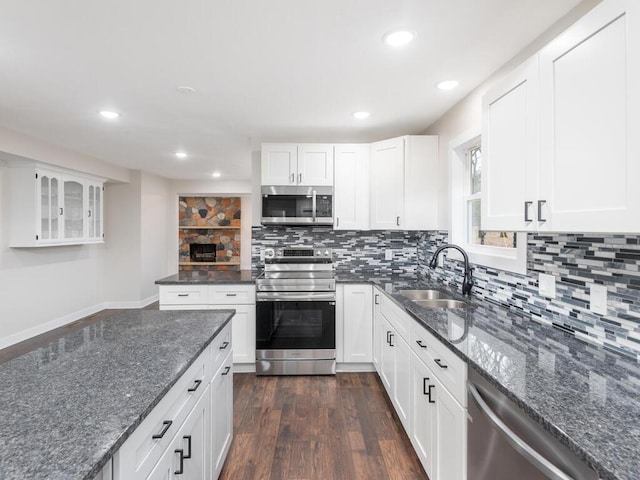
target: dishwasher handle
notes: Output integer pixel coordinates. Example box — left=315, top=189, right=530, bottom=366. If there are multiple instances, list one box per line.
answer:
left=468, top=383, right=574, bottom=480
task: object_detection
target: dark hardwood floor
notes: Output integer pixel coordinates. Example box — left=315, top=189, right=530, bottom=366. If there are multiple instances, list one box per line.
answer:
left=220, top=372, right=428, bottom=480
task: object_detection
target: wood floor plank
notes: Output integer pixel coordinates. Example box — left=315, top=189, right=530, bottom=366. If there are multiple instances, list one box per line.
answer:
left=219, top=372, right=428, bottom=480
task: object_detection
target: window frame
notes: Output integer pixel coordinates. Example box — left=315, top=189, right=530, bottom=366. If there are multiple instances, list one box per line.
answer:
left=448, top=128, right=527, bottom=275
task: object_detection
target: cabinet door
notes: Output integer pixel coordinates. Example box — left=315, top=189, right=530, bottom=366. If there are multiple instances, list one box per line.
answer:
left=261, top=144, right=298, bottom=186
left=38, top=172, right=62, bottom=241
left=392, top=333, right=411, bottom=431
left=482, top=56, right=539, bottom=231
left=410, top=355, right=437, bottom=479
left=219, top=304, right=255, bottom=364
left=334, top=144, right=368, bottom=230
left=433, top=376, right=466, bottom=480
left=211, top=354, right=233, bottom=479
left=62, top=178, right=85, bottom=240
left=379, top=317, right=394, bottom=393
left=86, top=183, right=104, bottom=241
left=539, top=0, right=640, bottom=232
left=370, top=137, right=404, bottom=230
left=343, top=284, right=373, bottom=363
left=372, top=291, right=383, bottom=373
left=297, top=144, right=334, bottom=186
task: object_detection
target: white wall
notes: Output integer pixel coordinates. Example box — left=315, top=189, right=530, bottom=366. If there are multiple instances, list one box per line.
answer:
left=423, top=0, right=602, bottom=229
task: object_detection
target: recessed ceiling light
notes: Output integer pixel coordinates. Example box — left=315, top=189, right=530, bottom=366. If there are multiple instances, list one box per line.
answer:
left=175, top=151, right=188, bottom=159
left=99, top=110, right=120, bottom=119
left=436, top=80, right=459, bottom=91
left=353, top=111, right=370, bottom=119
left=176, top=86, right=196, bottom=94
left=383, top=30, right=415, bottom=47
left=212, top=172, right=221, bottom=178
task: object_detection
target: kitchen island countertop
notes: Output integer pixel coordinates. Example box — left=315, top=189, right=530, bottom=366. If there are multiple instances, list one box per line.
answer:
left=0, top=309, right=234, bottom=480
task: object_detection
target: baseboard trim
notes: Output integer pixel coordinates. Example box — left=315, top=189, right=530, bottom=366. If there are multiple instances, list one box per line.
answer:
left=0, top=294, right=160, bottom=350
left=233, top=363, right=256, bottom=373
left=337, top=362, right=376, bottom=373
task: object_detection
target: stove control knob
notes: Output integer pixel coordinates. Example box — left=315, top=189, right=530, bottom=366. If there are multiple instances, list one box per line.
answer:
left=324, top=250, right=330, bottom=256
left=315, top=251, right=321, bottom=256
left=264, top=248, right=275, bottom=259
left=276, top=249, right=283, bottom=257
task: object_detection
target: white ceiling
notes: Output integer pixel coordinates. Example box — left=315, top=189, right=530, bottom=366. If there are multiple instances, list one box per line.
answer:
left=0, top=0, right=581, bottom=181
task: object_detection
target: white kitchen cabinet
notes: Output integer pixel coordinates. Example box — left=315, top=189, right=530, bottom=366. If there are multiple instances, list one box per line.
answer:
left=334, top=144, right=369, bottom=230
left=369, top=136, right=438, bottom=231
left=372, top=290, right=383, bottom=373
left=482, top=0, right=640, bottom=233
left=410, top=353, right=437, bottom=478
left=6, top=164, right=105, bottom=247
left=211, top=352, right=233, bottom=479
left=341, top=284, right=373, bottom=363
left=538, top=0, right=640, bottom=233
left=261, top=143, right=334, bottom=186
left=380, top=316, right=395, bottom=393
left=482, top=55, right=539, bottom=231
left=379, top=315, right=411, bottom=431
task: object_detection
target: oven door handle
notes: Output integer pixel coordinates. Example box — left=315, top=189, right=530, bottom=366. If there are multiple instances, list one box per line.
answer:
left=312, top=190, right=317, bottom=224
left=256, top=292, right=336, bottom=302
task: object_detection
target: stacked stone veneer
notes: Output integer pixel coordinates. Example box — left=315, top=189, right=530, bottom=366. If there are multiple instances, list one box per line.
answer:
left=251, top=226, right=421, bottom=275
left=179, top=197, right=241, bottom=270
left=418, top=231, right=640, bottom=360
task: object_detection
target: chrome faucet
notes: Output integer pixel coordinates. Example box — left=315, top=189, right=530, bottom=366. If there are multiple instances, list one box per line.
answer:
left=428, top=244, right=474, bottom=296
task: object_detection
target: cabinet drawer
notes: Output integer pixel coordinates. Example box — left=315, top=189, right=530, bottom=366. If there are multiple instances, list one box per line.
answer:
left=114, top=348, right=211, bottom=480
left=159, top=285, right=209, bottom=305
left=209, top=285, right=255, bottom=305
left=210, top=322, right=232, bottom=373
left=411, top=323, right=467, bottom=407
left=378, top=290, right=411, bottom=343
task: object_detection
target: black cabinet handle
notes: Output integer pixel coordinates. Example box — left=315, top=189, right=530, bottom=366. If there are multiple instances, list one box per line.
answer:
left=59, top=207, right=64, bottom=215
left=423, top=377, right=430, bottom=395
left=152, top=420, right=172, bottom=439
left=226, top=293, right=237, bottom=297
left=434, top=358, right=448, bottom=369
left=524, top=201, right=533, bottom=222
left=386, top=331, right=391, bottom=344
left=374, top=294, right=380, bottom=305
left=183, top=435, right=192, bottom=459
left=187, top=379, right=202, bottom=392
left=220, top=341, right=230, bottom=350
left=177, top=293, right=189, bottom=297
left=396, top=216, right=400, bottom=226
left=416, top=340, right=427, bottom=349
left=174, top=449, right=185, bottom=475
left=537, top=200, right=547, bottom=222
left=389, top=333, right=395, bottom=347
left=88, top=210, right=92, bottom=217
left=427, top=384, right=435, bottom=403
left=222, top=366, right=231, bottom=376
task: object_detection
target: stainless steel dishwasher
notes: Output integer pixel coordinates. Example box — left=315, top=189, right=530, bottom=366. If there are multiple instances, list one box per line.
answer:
left=467, top=368, right=598, bottom=480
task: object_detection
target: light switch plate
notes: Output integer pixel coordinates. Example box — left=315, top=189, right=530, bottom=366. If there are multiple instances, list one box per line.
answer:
left=590, top=284, right=608, bottom=315
left=385, top=249, right=393, bottom=261
left=538, top=273, right=556, bottom=298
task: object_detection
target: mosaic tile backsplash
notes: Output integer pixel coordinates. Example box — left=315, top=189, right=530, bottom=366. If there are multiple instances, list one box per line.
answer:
left=418, top=231, right=640, bottom=359
left=251, top=226, right=421, bottom=275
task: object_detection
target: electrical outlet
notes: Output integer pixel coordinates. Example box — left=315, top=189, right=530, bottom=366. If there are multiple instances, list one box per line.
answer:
left=590, top=284, right=608, bottom=315
left=538, top=273, right=556, bottom=299
left=385, top=249, right=393, bottom=261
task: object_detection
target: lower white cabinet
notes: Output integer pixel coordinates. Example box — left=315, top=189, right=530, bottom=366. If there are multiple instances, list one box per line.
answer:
left=341, top=284, right=373, bottom=364
left=380, top=315, right=411, bottom=430
left=211, top=353, right=233, bottom=479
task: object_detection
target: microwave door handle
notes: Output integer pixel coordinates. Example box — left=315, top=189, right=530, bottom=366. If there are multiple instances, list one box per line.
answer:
left=312, top=190, right=317, bottom=223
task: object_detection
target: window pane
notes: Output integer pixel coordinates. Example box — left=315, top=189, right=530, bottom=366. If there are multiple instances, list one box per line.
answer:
left=468, top=199, right=517, bottom=248
left=469, top=145, right=481, bottom=195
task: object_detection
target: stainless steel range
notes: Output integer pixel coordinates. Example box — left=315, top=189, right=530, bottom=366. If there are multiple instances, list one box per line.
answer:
left=255, top=247, right=336, bottom=375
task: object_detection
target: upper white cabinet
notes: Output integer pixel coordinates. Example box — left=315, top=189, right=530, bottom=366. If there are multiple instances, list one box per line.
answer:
left=538, top=0, right=640, bottom=233
left=482, top=0, right=640, bottom=233
left=482, top=56, right=539, bottom=232
left=7, top=164, right=105, bottom=247
left=334, top=144, right=369, bottom=230
left=370, top=136, right=438, bottom=230
left=261, top=143, right=334, bottom=186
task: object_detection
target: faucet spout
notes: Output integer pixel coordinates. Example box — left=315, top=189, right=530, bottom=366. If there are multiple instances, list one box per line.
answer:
left=428, top=243, right=474, bottom=296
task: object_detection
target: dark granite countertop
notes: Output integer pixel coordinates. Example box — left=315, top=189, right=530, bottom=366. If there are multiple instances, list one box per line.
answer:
left=155, top=269, right=258, bottom=285
left=0, top=310, right=234, bottom=480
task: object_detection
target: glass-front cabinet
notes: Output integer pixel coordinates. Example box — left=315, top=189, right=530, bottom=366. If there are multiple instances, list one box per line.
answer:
left=7, top=164, right=105, bottom=247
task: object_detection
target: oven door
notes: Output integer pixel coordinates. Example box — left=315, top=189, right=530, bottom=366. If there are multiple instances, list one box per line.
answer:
left=255, top=293, right=336, bottom=351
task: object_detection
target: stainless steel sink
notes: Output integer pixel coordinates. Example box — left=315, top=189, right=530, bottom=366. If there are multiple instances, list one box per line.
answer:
left=400, top=289, right=454, bottom=300
left=413, top=299, right=472, bottom=309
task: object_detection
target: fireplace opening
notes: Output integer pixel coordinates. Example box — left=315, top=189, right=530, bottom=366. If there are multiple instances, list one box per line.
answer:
left=190, top=243, right=217, bottom=262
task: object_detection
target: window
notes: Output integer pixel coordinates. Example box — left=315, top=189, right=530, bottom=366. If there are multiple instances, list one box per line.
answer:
left=449, top=129, right=526, bottom=274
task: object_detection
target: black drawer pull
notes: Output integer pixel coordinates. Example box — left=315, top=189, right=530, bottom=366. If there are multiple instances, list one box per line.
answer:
left=434, top=358, right=448, bottom=369
left=416, top=340, right=427, bottom=349
left=220, top=341, right=230, bottom=350
left=389, top=333, right=395, bottom=347
left=177, top=293, right=189, bottom=297
left=175, top=449, right=185, bottom=475
left=187, top=379, right=202, bottom=392
left=183, top=435, right=192, bottom=459
left=422, top=377, right=430, bottom=395
left=427, top=384, right=435, bottom=403
left=222, top=366, right=231, bottom=376
left=152, top=420, right=172, bottom=439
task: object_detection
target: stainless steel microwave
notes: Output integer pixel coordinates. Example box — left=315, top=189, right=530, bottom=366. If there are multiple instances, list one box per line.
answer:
left=261, top=186, right=333, bottom=226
